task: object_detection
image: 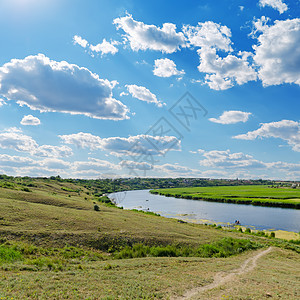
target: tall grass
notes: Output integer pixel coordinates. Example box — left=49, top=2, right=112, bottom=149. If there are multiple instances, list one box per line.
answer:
left=114, top=237, right=262, bottom=259
left=0, top=245, right=23, bottom=263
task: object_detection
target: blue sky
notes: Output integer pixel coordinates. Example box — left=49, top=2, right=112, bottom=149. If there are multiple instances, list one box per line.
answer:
left=0, top=0, right=299, bottom=180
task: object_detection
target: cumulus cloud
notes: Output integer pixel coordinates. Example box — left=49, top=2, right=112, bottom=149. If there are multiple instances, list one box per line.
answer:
left=39, top=158, right=71, bottom=170
left=0, top=54, right=129, bottom=120
left=73, top=35, right=89, bottom=48
left=60, top=132, right=181, bottom=156
left=192, top=148, right=300, bottom=180
left=73, top=35, right=119, bottom=56
left=198, top=48, right=257, bottom=90
left=113, top=13, right=186, bottom=53
left=182, top=21, right=233, bottom=52
left=153, top=58, right=185, bottom=78
left=0, top=156, right=71, bottom=178
left=199, top=149, right=267, bottom=169
left=253, top=18, right=300, bottom=86
left=59, top=132, right=102, bottom=150
left=20, top=115, right=41, bottom=126
left=0, top=154, right=36, bottom=168
left=74, top=158, right=120, bottom=172
left=33, top=145, right=73, bottom=158
left=89, top=39, right=118, bottom=55
left=119, top=160, right=153, bottom=171
left=0, top=128, right=73, bottom=157
left=209, top=111, right=252, bottom=124
left=259, top=0, right=288, bottom=14
left=189, top=149, right=205, bottom=154
left=234, top=120, right=300, bottom=152
left=0, top=127, right=38, bottom=153
left=125, top=84, right=164, bottom=107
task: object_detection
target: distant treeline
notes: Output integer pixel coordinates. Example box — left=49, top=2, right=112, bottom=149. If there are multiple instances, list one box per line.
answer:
left=0, top=174, right=295, bottom=195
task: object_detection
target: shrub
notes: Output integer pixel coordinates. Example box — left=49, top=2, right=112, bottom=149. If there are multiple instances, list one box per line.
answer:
left=245, top=228, right=251, bottom=234
left=94, top=204, right=100, bottom=211
left=270, top=232, right=275, bottom=238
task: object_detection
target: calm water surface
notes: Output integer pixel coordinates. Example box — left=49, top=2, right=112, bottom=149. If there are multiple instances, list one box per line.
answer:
left=109, top=189, right=300, bottom=232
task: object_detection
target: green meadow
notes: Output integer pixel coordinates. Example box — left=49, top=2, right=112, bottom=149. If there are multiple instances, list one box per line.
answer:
left=151, top=185, right=300, bottom=208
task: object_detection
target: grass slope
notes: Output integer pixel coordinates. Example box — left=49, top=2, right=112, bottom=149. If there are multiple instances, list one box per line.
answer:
left=151, top=185, right=300, bottom=208
left=0, top=178, right=299, bottom=299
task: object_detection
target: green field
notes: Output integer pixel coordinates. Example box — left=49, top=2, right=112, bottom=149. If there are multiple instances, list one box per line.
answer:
left=151, top=185, right=300, bottom=208
left=0, top=177, right=299, bottom=299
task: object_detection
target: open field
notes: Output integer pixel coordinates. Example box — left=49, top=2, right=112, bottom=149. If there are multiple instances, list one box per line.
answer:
left=151, top=185, right=300, bottom=208
left=0, top=177, right=299, bottom=299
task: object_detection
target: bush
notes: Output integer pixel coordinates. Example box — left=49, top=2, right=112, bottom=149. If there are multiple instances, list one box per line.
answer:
left=94, top=204, right=100, bottom=211
left=270, top=232, right=275, bottom=238
left=245, top=228, right=251, bottom=234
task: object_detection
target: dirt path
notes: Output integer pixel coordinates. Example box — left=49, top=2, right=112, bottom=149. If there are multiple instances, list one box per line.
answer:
left=173, top=247, right=273, bottom=300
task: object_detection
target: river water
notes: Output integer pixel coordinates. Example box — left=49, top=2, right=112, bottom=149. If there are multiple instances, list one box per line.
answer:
left=109, top=189, right=300, bottom=232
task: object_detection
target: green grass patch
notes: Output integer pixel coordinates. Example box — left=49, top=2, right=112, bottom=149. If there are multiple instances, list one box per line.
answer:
left=0, top=245, right=23, bottom=264
left=114, top=237, right=262, bottom=259
left=151, top=185, right=300, bottom=208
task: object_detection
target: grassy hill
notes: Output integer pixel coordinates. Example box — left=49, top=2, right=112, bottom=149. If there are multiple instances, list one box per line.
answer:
left=0, top=177, right=299, bottom=299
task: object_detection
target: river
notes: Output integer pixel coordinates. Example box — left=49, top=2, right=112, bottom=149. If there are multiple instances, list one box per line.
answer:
left=109, top=189, right=300, bottom=232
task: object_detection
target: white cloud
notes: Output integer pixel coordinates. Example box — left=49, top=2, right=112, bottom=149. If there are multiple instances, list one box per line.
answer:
left=60, top=132, right=181, bottom=156
left=155, top=163, right=192, bottom=173
left=113, top=13, right=186, bottom=53
left=153, top=163, right=201, bottom=177
left=199, top=149, right=268, bottom=169
left=39, top=158, right=71, bottom=170
left=102, top=135, right=181, bottom=156
left=194, top=148, right=300, bottom=180
left=0, top=54, right=129, bottom=120
left=198, top=48, right=257, bottom=90
left=153, top=58, right=185, bottom=78
left=209, top=111, right=252, bottom=124
left=33, top=145, right=73, bottom=158
left=125, top=84, right=164, bottom=107
left=73, top=35, right=89, bottom=48
left=182, top=21, right=233, bottom=52
left=234, top=120, right=300, bottom=152
left=0, top=154, right=36, bottom=167
left=259, top=0, right=288, bottom=14
left=253, top=18, right=300, bottom=86
left=119, top=160, right=153, bottom=171
left=90, top=39, right=118, bottom=55
left=250, top=16, right=271, bottom=38
left=59, top=132, right=102, bottom=150
left=0, top=128, right=73, bottom=157
left=0, top=128, right=38, bottom=153
left=20, top=115, right=41, bottom=126
left=189, top=149, right=205, bottom=154
left=73, top=158, right=120, bottom=172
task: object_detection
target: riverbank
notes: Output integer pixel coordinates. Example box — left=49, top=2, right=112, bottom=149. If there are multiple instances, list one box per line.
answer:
left=151, top=185, right=300, bottom=209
